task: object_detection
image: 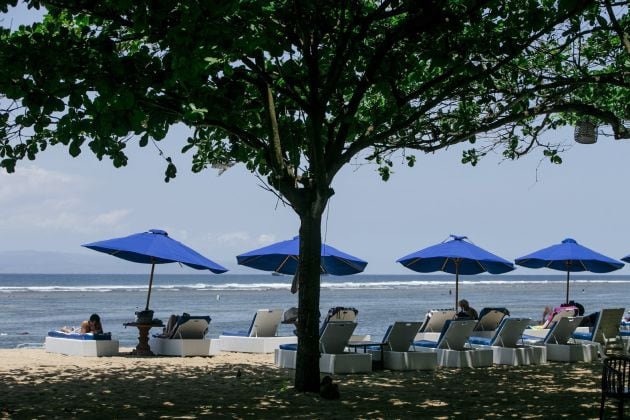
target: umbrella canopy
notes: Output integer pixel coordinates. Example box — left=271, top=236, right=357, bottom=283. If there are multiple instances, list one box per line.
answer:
left=396, top=235, right=515, bottom=308
left=236, top=236, right=367, bottom=276
left=515, top=238, right=624, bottom=304
left=83, top=229, right=228, bottom=310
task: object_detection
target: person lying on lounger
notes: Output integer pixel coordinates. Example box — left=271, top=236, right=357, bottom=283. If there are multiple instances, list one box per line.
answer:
left=59, top=326, right=80, bottom=333
left=80, top=313, right=104, bottom=334
left=59, top=313, right=103, bottom=334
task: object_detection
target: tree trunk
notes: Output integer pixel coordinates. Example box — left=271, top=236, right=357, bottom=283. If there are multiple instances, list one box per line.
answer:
left=293, top=210, right=323, bottom=392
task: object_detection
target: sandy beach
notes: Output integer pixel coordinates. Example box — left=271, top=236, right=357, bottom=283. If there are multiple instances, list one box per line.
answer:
left=0, top=348, right=608, bottom=419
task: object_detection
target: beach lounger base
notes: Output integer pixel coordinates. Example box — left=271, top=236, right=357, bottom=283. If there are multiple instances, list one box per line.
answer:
left=545, top=343, right=599, bottom=362
left=45, top=337, right=119, bottom=357
left=375, top=350, right=438, bottom=371
left=220, top=335, right=297, bottom=353
left=488, top=346, right=547, bottom=366
left=148, top=337, right=221, bottom=356
left=274, top=349, right=372, bottom=374
left=414, top=347, right=493, bottom=368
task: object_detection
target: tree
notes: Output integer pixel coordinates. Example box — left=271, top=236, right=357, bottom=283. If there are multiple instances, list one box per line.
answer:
left=0, top=0, right=628, bottom=392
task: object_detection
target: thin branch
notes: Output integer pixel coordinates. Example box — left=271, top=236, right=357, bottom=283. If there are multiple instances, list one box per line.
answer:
left=604, top=0, right=630, bottom=55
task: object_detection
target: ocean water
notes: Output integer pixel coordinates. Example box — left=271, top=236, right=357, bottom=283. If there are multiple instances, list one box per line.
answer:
left=0, top=273, right=628, bottom=349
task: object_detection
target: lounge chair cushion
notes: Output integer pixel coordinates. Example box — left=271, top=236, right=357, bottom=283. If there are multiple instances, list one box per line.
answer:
left=414, top=339, right=441, bottom=348
left=468, top=336, right=492, bottom=346
left=47, top=331, right=112, bottom=340
left=571, top=330, right=594, bottom=341
left=221, top=330, right=250, bottom=337
left=279, top=343, right=298, bottom=351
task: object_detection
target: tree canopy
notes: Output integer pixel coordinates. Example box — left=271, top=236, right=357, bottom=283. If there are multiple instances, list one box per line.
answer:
left=0, top=0, right=628, bottom=392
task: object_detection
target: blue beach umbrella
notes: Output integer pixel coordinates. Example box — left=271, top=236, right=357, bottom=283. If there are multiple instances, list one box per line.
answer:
left=515, top=238, right=623, bottom=304
left=236, top=236, right=367, bottom=292
left=83, top=229, right=228, bottom=310
left=396, top=235, right=515, bottom=308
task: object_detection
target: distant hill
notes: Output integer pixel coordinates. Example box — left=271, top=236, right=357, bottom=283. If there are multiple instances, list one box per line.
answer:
left=0, top=250, right=227, bottom=274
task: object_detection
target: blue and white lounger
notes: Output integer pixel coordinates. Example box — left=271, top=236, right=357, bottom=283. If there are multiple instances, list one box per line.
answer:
left=414, top=309, right=457, bottom=342
left=469, top=318, right=546, bottom=365
left=45, top=331, right=119, bottom=357
left=149, top=314, right=220, bottom=356
left=219, top=309, right=297, bottom=353
left=275, top=321, right=372, bottom=374
left=522, top=316, right=598, bottom=362
left=413, top=320, right=493, bottom=368
left=572, top=307, right=625, bottom=355
left=368, top=321, right=436, bottom=371
left=472, top=308, right=510, bottom=337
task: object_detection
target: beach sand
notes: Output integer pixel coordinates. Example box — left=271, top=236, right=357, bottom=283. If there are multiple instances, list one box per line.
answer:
left=0, top=348, right=608, bottom=419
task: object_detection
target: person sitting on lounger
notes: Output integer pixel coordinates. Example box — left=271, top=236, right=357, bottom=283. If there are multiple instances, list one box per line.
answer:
left=80, top=313, right=104, bottom=334
left=457, top=299, right=478, bottom=320
left=159, top=314, right=180, bottom=338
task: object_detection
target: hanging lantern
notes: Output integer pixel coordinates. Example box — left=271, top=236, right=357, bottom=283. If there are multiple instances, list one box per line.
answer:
left=574, top=121, right=598, bottom=144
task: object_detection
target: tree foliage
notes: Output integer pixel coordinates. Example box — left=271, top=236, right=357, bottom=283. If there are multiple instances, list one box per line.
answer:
left=0, top=0, right=627, bottom=392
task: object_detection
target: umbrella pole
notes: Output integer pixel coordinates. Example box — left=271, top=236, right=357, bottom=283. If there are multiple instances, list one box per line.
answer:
left=145, top=262, right=156, bottom=311
left=455, top=261, right=459, bottom=310
left=565, top=268, right=570, bottom=305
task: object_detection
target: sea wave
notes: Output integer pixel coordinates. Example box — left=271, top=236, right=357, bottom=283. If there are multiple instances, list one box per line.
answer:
left=2, top=278, right=630, bottom=293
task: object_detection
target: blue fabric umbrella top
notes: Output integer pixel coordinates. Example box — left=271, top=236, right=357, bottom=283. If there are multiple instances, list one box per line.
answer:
left=396, top=235, right=515, bottom=275
left=83, top=229, right=227, bottom=310
left=83, top=229, right=228, bottom=274
left=236, top=236, right=367, bottom=276
left=515, top=238, right=623, bottom=273
left=515, top=238, right=623, bottom=304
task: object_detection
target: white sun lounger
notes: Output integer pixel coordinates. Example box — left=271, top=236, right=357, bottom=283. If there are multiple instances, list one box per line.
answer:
left=414, top=309, right=457, bottom=342
left=469, top=318, right=546, bottom=365
left=472, top=308, right=510, bottom=338
left=320, top=307, right=371, bottom=341
left=413, top=320, right=493, bottom=368
left=522, top=306, right=580, bottom=339
left=45, top=331, right=119, bottom=357
left=219, top=309, right=297, bottom=353
left=367, top=321, right=436, bottom=371
left=274, top=321, right=372, bottom=374
left=522, top=316, right=598, bottom=362
left=149, top=315, right=220, bottom=356
left=572, top=308, right=626, bottom=355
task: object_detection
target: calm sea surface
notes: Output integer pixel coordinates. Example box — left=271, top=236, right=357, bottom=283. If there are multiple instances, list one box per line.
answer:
left=1, top=273, right=628, bottom=349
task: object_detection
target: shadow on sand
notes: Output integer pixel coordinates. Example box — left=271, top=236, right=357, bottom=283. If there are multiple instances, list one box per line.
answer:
left=1, top=354, right=608, bottom=418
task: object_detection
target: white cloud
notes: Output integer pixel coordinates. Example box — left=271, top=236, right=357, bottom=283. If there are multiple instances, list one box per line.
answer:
left=91, top=209, right=132, bottom=227
left=0, top=165, right=82, bottom=202
left=217, top=231, right=251, bottom=245
left=213, top=231, right=277, bottom=247
left=257, top=234, right=276, bottom=245
left=0, top=165, right=131, bottom=234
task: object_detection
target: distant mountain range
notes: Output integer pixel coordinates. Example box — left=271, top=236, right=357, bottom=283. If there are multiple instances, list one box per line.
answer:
left=0, top=250, right=229, bottom=274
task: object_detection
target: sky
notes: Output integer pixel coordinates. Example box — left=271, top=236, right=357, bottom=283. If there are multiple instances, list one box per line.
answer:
left=1, top=6, right=630, bottom=275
